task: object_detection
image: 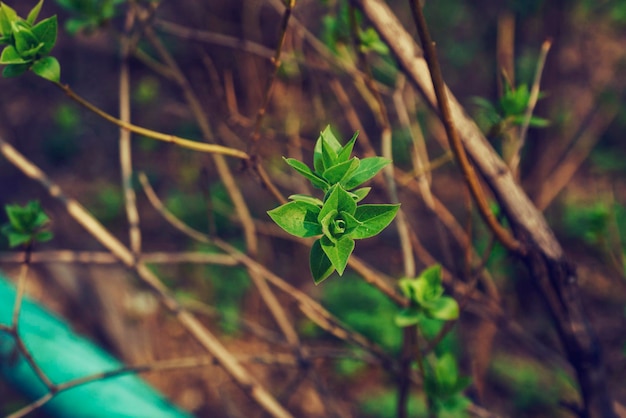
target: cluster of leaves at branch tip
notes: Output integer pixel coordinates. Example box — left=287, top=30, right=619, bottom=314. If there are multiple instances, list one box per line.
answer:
left=268, top=126, right=399, bottom=284
left=395, top=265, right=459, bottom=327
left=1, top=201, right=53, bottom=248
left=0, top=0, right=60, bottom=82
left=472, top=78, right=549, bottom=137
left=55, top=0, right=125, bottom=35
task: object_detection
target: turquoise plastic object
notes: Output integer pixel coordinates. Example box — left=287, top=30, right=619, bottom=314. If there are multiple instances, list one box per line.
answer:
left=0, top=272, right=192, bottom=418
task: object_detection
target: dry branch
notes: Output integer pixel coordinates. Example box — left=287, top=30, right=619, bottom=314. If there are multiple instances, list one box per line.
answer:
left=352, top=1, right=615, bottom=416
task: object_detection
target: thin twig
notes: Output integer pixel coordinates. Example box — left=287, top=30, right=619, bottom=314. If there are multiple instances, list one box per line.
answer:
left=119, top=7, right=142, bottom=257
left=509, top=39, right=552, bottom=178
left=407, top=1, right=524, bottom=255
left=53, top=82, right=249, bottom=159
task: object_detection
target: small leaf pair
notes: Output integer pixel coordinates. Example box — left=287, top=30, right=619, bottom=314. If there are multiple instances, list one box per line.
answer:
left=395, top=265, right=459, bottom=327
left=0, top=1, right=60, bottom=82
left=268, top=126, right=399, bottom=284
left=1, top=200, right=53, bottom=248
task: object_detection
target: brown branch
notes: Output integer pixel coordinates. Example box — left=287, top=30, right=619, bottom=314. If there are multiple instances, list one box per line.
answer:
left=354, top=1, right=616, bottom=415
left=407, top=0, right=523, bottom=255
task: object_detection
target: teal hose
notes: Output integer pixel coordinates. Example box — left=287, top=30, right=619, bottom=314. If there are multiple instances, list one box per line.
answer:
left=0, top=272, right=193, bottom=418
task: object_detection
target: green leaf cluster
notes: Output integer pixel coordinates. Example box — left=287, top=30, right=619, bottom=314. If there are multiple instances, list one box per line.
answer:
left=1, top=201, right=53, bottom=248
left=0, top=0, right=59, bottom=81
left=55, top=0, right=125, bottom=35
left=395, top=265, right=459, bottom=327
left=321, top=1, right=388, bottom=57
left=268, top=126, right=399, bottom=284
left=423, top=353, right=472, bottom=418
left=472, top=80, right=549, bottom=137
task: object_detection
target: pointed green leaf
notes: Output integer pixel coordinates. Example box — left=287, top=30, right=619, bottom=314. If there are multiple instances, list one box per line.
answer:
left=339, top=211, right=362, bottom=236
left=336, top=130, right=358, bottom=163
left=314, top=125, right=342, bottom=173
left=7, top=231, right=32, bottom=247
left=320, top=209, right=339, bottom=243
left=31, top=15, right=57, bottom=55
left=320, top=235, right=354, bottom=275
left=424, top=296, right=459, bottom=321
left=318, top=185, right=357, bottom=226
left=32, top=56, right=60, bottom=82
left=420, top=264, right=443, bottom=293
left=0, top=45, right=27, bottom=64
left=435, top=353, right=460, bottom=393
left=27, top=0, right=44, bottom=25
left=34, top=230, right=53, bottom=243
left=395, top=307, right=422, bottom=328
left=2, top=62, right=29, bottom=77
left=12, top=21, right=39, bottom=55
left=351, top=204, right=399, bottom=239
left=322, top=157, right=359, bottom=185
left=268, top=201, right=322, bottom=238
left=310, top=239, right=335, bottom=284
left=349, top=187, right=371, bottom=202
left=0, top=2, right=18, bottom=37
left=343, top=157, right=390, bottom=189
left=288, top=194, right=323, bottom=207
left=284, top=157, right=329, bottom=190
left=320, top=134, right=339, bottom=172
left=5, top=204, right=27, bottom=231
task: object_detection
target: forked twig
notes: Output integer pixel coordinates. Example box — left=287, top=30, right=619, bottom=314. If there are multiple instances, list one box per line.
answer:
left=407, top=1, right=523, bottom=255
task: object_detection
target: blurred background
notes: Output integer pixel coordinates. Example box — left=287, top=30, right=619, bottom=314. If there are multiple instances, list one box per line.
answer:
left=0, top=0, right=625, bottom=416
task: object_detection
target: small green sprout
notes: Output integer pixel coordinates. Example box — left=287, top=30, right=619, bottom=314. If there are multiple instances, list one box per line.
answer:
left=1, top=200, right=53, bottom=248
left=268, top=126, right=399, bottom=284
left=0, top=0, right=60, bottom=81
left=395, top=265, right=460, bottom=327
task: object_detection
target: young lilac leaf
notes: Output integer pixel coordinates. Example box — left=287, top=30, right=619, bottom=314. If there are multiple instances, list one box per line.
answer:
left=32, top=56, right=60, bottom=82
left=0, top=45, right=27, bottom=64
left=31, top=15, right=56, bottom=56
left=395, top=306, right=422, bottom=327
left=336, top=130, right=359, bottom=164
left=26, top=0, right=44, bottom=25
left=351, top=204, right=399, bottom=239
left=0, top=2, right=18, bottom=37
left=34, top=230, right=53, bottom=243
left=267, top=201, right=322, bottom=238
left=284, top=157, right=329, bottom=190
left=343, top=156, right=390, bottom=189
left=320, top=209, right=339, bottom=243
left=2, top=62, right=28, bottom=77
left=288, top=194, right=323, bottom=207
left=435, top=353, right=460, bottom=394
left=320, top=134, right=339, bottom=172
left=310, top=238, right=335, bottom=284
left=6, top=231, right=32, bottom=247
left=398, top=277, right=415, bottom=300
left=421, top=264, right=443, bottom=292
left=314, top=125, right=342, bottom=173
left=423, top=296, right=459, bottom=321
left=12, top=22, right=39, bottom=56
left=349, top=187, right=371, bottom=203
left=318, top=185, right=354, bottom=224
left=320, top=235, right=354, bottom=275
left=413, top=275, right=444, bottom=306
left=322, top=157, right=359, bottom=185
